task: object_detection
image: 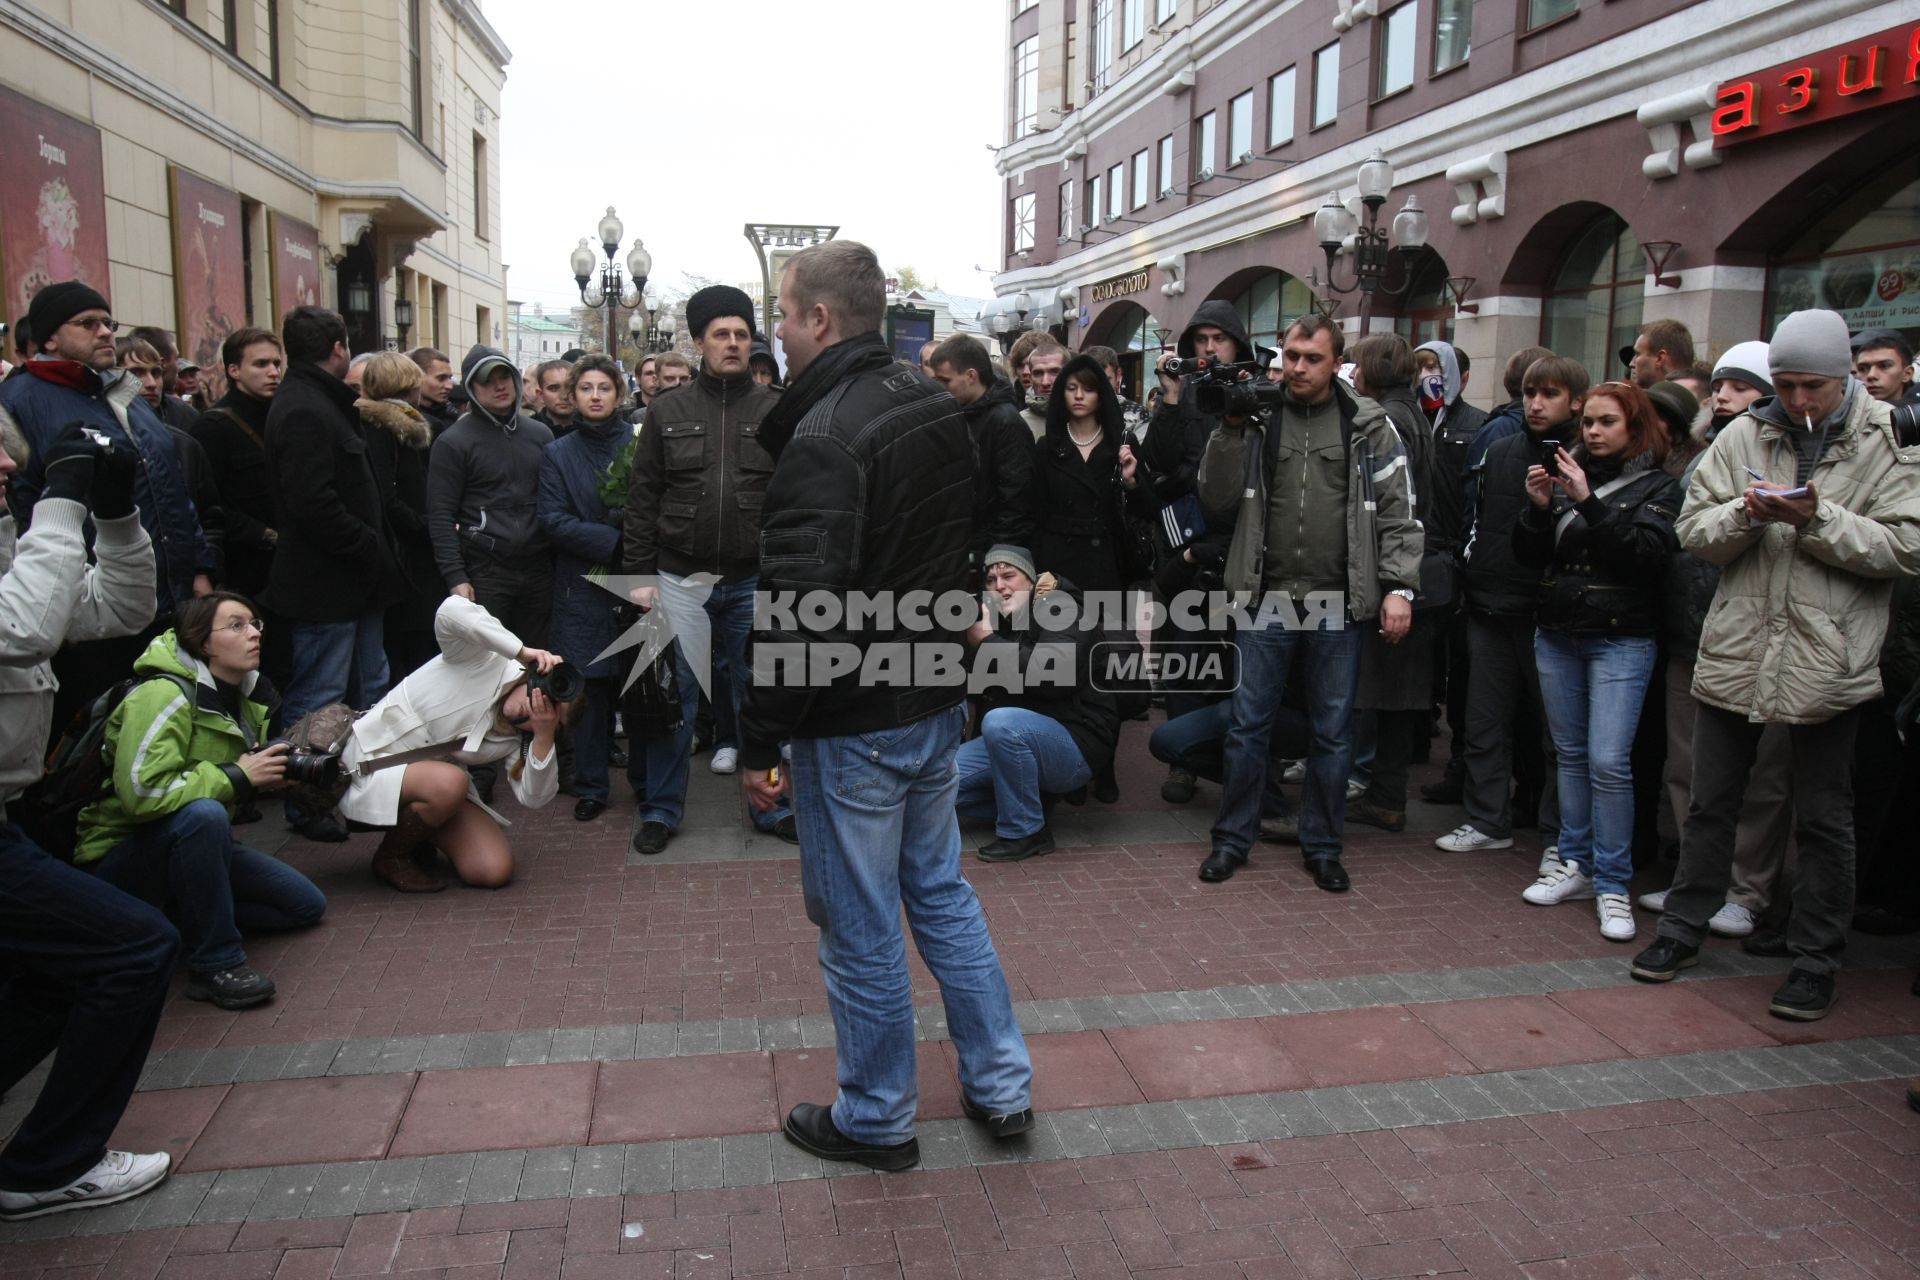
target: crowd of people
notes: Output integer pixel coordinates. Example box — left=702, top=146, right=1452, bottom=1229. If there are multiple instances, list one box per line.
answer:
left=1, top=250, right=1917, bottom=1205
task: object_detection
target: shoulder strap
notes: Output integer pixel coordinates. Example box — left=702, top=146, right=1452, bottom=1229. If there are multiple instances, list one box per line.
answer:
left=1552, top=472, right=1644, bottom=545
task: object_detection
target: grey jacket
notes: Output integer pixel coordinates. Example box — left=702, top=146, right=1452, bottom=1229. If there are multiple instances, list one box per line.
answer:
left=427, top=346, right=553, bottom=586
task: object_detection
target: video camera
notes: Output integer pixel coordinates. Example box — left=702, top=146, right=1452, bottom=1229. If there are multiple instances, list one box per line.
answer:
left=1176, top=359, right=1285, bottom=421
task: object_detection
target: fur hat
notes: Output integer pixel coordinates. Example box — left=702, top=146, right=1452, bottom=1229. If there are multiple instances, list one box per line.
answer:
left=685, top=286, right=757, bottom=341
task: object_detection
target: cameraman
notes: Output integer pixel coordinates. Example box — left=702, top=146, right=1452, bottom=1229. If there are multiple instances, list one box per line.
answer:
left=0, top=416, right=179, bottom=1219
left=75, top=591, right=327, bottom=1011
left=337, top=595, right=570, bottom=892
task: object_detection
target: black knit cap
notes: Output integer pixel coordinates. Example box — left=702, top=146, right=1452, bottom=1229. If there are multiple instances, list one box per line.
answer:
left=26, top=281, right=110, bottom=353
left=685, top=285, right=756, bottom=341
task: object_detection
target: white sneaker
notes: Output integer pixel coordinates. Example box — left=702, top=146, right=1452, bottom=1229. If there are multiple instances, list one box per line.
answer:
left=709, top=747, right=738, bottom=775
left=1537, top=844, right=1561, bottom=876
left=1434, top=824, right=1514, bottom=853
left=1597, top=893, right=1636, bottom=942
left=1637, top=888, right=1669, bottom=913
left=1346, top=777, right=1368, bottom=801
left=0, top=1150, right=170, bottom=1221
left=1282, top=760, right=1306, bottom=783
left=1523, top=859, right=1594, bottom=905
left=1708, top=901, right=1756, bottom=938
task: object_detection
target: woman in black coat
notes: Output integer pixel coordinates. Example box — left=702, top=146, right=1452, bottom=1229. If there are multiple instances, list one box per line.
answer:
left=1032, top=355, right=1150, bottom=596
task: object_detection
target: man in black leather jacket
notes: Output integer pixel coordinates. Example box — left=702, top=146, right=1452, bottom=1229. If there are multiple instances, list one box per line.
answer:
left=742, top=240, right=1033, bottom=1174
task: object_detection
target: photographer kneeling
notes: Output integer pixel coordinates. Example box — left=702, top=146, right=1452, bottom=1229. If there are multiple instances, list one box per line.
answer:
left=340, top=594, right=572, bottom=892
left=76, top=592, right=327, bottom=1011
left=957, top=546, right=1119, bottom=862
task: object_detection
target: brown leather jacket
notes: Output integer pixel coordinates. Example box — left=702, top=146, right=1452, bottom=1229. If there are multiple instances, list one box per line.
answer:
left=622, top=370, right=778, bottom=581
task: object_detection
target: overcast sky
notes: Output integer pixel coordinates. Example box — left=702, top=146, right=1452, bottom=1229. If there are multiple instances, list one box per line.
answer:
left=490, top=1, right=1006, bottom=314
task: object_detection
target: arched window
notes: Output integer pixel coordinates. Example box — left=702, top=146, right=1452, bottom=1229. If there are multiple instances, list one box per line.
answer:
left=1543, top=214, right=1643, bottom=382
left=1767, top=171, right=1920, bottom=344
left=1230, top=271, right=1316, bottom=352
left=1392, top=249, right=1452, bottom=349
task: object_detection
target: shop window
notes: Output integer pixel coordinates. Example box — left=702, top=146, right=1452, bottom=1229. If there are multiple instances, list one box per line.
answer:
left=1766, top=172, right=1920, bottom=339
left=1156, top=134, right=1174, bottom=197
left=1012, top=36, right=1039, bottom=140
left=1227, top=91, right=1253, bottom=166
left=1193, top=111, right=1216, bottom=180
left=1543, top=213, right=1644, bottom=384
left=1011, top=192, right=1036, bottom=254
left=1229, top=271, right=1318, bottom=352
left=1527, top=0, right=1577, bottom=29
left=1433, top=0, right=1472, bottom=70
left=1130, top=148, right=1150, bottom=209
left=1312, top=42, right=1340, bottom=128
left=1376, top=2, right=1417, bottom=98
left=1268, top=67, right=1296, bottom=148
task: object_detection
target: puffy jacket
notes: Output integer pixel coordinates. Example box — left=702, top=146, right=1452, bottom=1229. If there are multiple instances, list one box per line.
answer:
left=0, top=361, right=209, bottom=614
left=74, top=630, right=277, bottom=865
left=970, top=575, right=1119, bottom=774
left=1512, top=450, right=1682, bottom=637
left=427, top=346, right=554, bottom=586
left=191, top=388, right=276, bottom=596
left=1464, top=424, right=1574, bottom=618
left=1138, top=299, right=1252, bottom=537
left=0, top=501, right=154, bottom=810
left=622, top=369, right=777, bottom=582
left=958, top=375, right=1036, bottom=564
left=1195, top=380, right=1422, bottom=622
left=738, top=332, right=974, bottom=768
left=539, top=414, right=631, bottom=677
left=1679, top=385, right=1920, bottom=723
left=1416, top=341, right=1488, bottom=555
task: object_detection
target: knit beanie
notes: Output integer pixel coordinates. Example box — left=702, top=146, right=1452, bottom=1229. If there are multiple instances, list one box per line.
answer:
left=1646, top=381, right=1700, bottom=441
left=26, top=281, right=110, bottom=353
left=1768, top=310, right=1852, bottom=379
left=685, top=285, right=756, bottom=341
left=1710, top=340, right=1771, bottom=395
left=983, top=544, right=1036, bottom=583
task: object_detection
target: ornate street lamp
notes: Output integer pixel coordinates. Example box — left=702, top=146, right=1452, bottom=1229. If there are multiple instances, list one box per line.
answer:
left=393, top=295, right=414, bottom=349
left=1312, top=150, right=1430, bottom=327
left=571, top=207, right=652, bottom=354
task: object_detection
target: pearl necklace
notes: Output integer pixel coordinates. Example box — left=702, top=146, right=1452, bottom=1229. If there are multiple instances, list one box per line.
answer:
left=1068, top=422, right=1102, bottom=447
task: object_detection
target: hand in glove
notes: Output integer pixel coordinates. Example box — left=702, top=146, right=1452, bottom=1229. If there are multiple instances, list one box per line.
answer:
left=89, top=435, right=139, bottom=520
left=36, top=423, right=100, bottom=505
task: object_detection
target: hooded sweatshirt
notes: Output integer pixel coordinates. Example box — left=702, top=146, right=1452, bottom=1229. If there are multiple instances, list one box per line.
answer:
left=1137, top=299, right=1255, bottom=529
left=426, top=345, right=553, bottom=587
left=1415, top=339, right=1488, bottom=553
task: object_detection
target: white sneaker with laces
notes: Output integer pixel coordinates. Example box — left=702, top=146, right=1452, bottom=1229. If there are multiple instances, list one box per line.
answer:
left=1637, top=889, right=1668, bottom=913
left=709, top=747, right=739, bottom=775
left=1282, top=760, right=1306, bottom=783
left=0, top=1150, right=170, bottom=1221
left=1434, top=824, right=1514, bottom=853
left=1537, top=844, right=1560, bottom=876
left=1708, top=901, right=1756, bottom=938
left=1597, top=893, right=1636, bottom=941
left=1523, top=859, right=1594, bottom=905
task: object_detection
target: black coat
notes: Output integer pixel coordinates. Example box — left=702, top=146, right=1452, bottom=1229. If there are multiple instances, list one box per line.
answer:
left=959, top=375, right=1036, bottom=564
left=1465, top=425, right=1574, bottom=618
left=262, top=363, right=403, bottom=623
left=1137, top=299, right=1255, bottom=535
left=191, top=389, right=276, bottom=595
left=166, top=425, right=225, bottom=584
left=1033, top=355, right=1151, bottom=594
left=1513, top=451, right=1682, bottom=638
left=359, top=398, right=439, bottom=631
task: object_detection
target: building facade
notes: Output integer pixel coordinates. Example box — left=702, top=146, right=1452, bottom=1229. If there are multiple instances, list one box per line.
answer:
left=0, top=0, right=509, bottom=397
left=506, top=301, right=585, bottom=370
left=990, top=0, right=1918, bottom=406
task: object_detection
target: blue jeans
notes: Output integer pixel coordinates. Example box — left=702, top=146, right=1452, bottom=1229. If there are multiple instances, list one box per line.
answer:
left=788, top=706, right=1031, bottom=1144
left=89, top=799, right=327, bottom=974
left=955, top=708, right=1093, bottom=838
left=1212, top=619, right=1361, bottom=862
left=573, top=676, right=646, bottom=804
left=643, top=575, right=788, bottom=831
left=1532, top=630, right=1656, bottom=896
left=1150, top=699, right=1303, bottom=819
left=0, top=822, right=179, bottom=1191
left=281, top=610, right=388, bottom=824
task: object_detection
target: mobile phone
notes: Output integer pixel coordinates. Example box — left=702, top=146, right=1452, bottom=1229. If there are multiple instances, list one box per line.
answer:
left=1760, top=485, right=1809, bottom=500
left=1539, top=439, right=1563, bottom=470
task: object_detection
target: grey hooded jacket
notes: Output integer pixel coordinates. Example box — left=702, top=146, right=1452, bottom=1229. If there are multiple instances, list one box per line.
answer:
left=426, top=345, right=553, bottom=588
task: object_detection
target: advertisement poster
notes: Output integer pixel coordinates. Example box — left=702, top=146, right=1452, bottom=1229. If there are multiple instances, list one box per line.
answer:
left=1770, top=244, right=1920, bottom=334
left=168, top=167, right=246, bottom=399
left=0, top=85, right=111, bottom=324
left=269, top=210, right=322, bottom=321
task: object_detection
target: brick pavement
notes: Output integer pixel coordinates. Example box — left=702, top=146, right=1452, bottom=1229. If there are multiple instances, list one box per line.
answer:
left=4, top=722, right=1916, bottom=1277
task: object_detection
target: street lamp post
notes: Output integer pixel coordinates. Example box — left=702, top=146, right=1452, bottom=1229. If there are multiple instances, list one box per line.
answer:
left=743, top=223, right=839, bottom=341
left=393, top=295, right=414, bottom=350
left=571, top=207, right=652, bottom=356
left=1311, top=151, right=1431, bottom=329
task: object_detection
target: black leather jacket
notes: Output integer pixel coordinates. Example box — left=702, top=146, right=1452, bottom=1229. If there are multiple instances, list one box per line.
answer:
left=623, top=370, right=778, bottom=582
left=1513, top=450, right=1682, bottom=637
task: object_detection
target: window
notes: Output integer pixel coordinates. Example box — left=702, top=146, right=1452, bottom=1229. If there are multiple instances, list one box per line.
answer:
left=1527, top=0, right=1577, bottom=28
left=471, top=133, right=488, bottom=240
left=1011, top=192, right=1036, bottom=254
left=1312, top=42, right=1340, bottom=127
left=1123, top=0, right=1145, bottom=50
left=408, top=0, right=425, bottom=138
left=1543, top=213, right=1644, bottom=382
left=1107, top=163, right=1125, bottom=221
left=1433, top=0, right=1472, bottom=70
left=1012, top=36, right=1039, bottom=140
left=1230, top=271, right=1318, bottom=353
left=1131, top=148, right=1150, bottom=209
left=1376, top=2, right=1417, bottom=97
left=1227, top=91, right=1253, bottom=165
left=1092, top=0, right=1115, bottom=92
left=1088, top=173, right=1103, bottom=226
left=1157, top=0, right=1177, bottom=21
left=1192, top=111, right=1216, bottom=180
left=1016, top=0, right=1038, bottom=10
left=1156, top=135, right=1174, bottom=196
left=1267, top=68, right=1296, bottom=148
left=1058, top=180, right=1075, bottom=241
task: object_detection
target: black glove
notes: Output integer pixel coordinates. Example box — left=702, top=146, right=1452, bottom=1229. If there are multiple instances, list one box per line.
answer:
left=89, top=436, right=138, bottom=520
left=36, top=424, right=100, bottom=506
left=1188, top=539, right=1227, bottom=569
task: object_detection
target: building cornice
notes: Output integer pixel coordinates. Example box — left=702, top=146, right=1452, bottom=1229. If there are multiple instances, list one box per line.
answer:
left=992, top=0, right=1908, bottom=304
left=447, top=0, right=512, bottom=70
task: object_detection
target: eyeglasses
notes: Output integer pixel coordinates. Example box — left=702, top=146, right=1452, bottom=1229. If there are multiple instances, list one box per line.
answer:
left=67, top=316, right=120, bottom=334
left=218, top=618, right=266, bottom=635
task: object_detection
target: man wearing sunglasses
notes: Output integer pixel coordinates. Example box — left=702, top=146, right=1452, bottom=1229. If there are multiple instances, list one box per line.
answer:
left=0, top=281, right=214, bottom=732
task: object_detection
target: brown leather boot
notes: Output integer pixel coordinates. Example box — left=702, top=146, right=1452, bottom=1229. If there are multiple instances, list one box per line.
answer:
left=370, top=815, right=446, bottom=893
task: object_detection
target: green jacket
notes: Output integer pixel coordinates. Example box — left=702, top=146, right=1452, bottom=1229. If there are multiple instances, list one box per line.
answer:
left=74, top=630, right=276, bottom=865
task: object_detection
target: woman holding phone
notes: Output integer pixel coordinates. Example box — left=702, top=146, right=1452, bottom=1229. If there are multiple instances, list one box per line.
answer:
left=1512, top=381, right=1683, bottom=942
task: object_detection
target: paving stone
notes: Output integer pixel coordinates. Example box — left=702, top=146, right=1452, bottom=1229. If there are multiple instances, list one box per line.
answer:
left=622, top=1142, right=675, bottom=1194
left=302, top=1161, right=376, bottom=1218
left=1107, top=993, right=1158, bottom=1026
left=1384, top=1078, right=1464, bottom=1126
left=1349, top=1082, right=1423, bottom=1129
left=718, top=1017, right=762, bottom=1053
left=249, top=1163, right=320, bottom=1221
left=1067, top=995, right=1118, bottom=1028
left=758, top=1016, right=806, bottom=1052
left=548, top=1028, right=597, bottom=1063
left=517, top=1147, right=576, bottom=1201
left=914, top=1120, right=972, bottom=1171
left=465, top=1150, right=525, bottom=1204
left=769, top=1133, right=827, bottom=1181
left=278, top=1040, right=343, bottom=1080
left=672, top=1138, right=725, bottom=1190
left=1219, top=1092, right=1290, bottom=1142
left=1134, top=1100, right=1204, bottom=1150
left=327, top=1039, right=389, bottom=1077
left=412, top=1152, right=477, bottom=1207
left=720, top=1133, right=774, bottom=1187
left=796, top=1014, right=836, bottom=1049
left=633, top=1022, right=678, bottom=1059
left=68, top=1188, right=154, bottom=1236
left=1215, top=985, right=1274, bottom=1019
left=1090, top=1104, right=1159, bottom=1153
left=184, top=1046, right=251, bottom=1088
left=1048, top=1106, right=1114, bottom=1157
left=193, top=1167, right=272, bottom=1223
left=416, top=1033, right=471, bottom=1072
left=356, top=1157, right=426, bottom=1214
left=371, top=1036, right=428, bottom=1075
left=1142, top=990, right=1197, bottom=1022
left=233, top=1043, right=296, bottom=1083
left=1426, top=1074, right=1512, bottom=1120
left=590, top=1024, right=639, bottom=1061
left=1176, top=1096, right=1246, bottom=1145
left=1019, top=997, right=1084, bottom=1034
left=1290, top=980, right=1340, bottom=1012
left=140, top=1048, right=206, bottom=1091
left=570, top=1144, right=625, bottom=1198
left=462, top=1031, right=513, bottom=1069
left=1262, top=1090, right=1334, bottom=1137
left=504, top=1029, right=553, bottom=1067
left=1309, top=1086, right=1385, bottom=1133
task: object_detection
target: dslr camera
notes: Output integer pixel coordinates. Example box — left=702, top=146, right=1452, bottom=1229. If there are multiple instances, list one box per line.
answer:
left=525, top=660, right=584, bottom=705
left=265, top=738, right=344, bottom=788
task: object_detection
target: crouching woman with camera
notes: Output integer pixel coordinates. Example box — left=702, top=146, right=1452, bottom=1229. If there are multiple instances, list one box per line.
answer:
left=75, top=592, right=327, bottom=1011
left=341, top=594, right=572, bottom=892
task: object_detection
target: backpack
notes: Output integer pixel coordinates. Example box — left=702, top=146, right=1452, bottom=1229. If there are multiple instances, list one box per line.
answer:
left=12, top=673, right=195, bottom=861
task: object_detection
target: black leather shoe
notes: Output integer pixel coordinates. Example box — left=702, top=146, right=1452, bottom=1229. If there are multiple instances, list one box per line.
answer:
left=961, top=1095, right=1035, bottom=1138
left=1742, top=927, right=1789, bottom=957
left=609, top=746, right=629, bottom=770
left=1769, top=969, right=1836, bottom=1021
left=1092, top=766, right=1119, bottom=804
left=781, top=1103, right=918, bottom=1171
left=773, top=816, right=800, bottom=845
left=1629, top=937, right=1699, bottom=982
left=574, top=798, right=607, bottom=822
left=1161, top=769, right=1197, bottom=804
left=1420, top=764, right=1464, bottom=805
left=1199, top=848, right=1246, bottom=883
left=186, top=963, right=276, bottom=1010
left=1306, top=859, right=1350, bottom=892
left=291, top=811, right=350, bottom=843
left=979, top=829, right=1055, bottom=862
left=632, top=821, right=671, bottom=856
